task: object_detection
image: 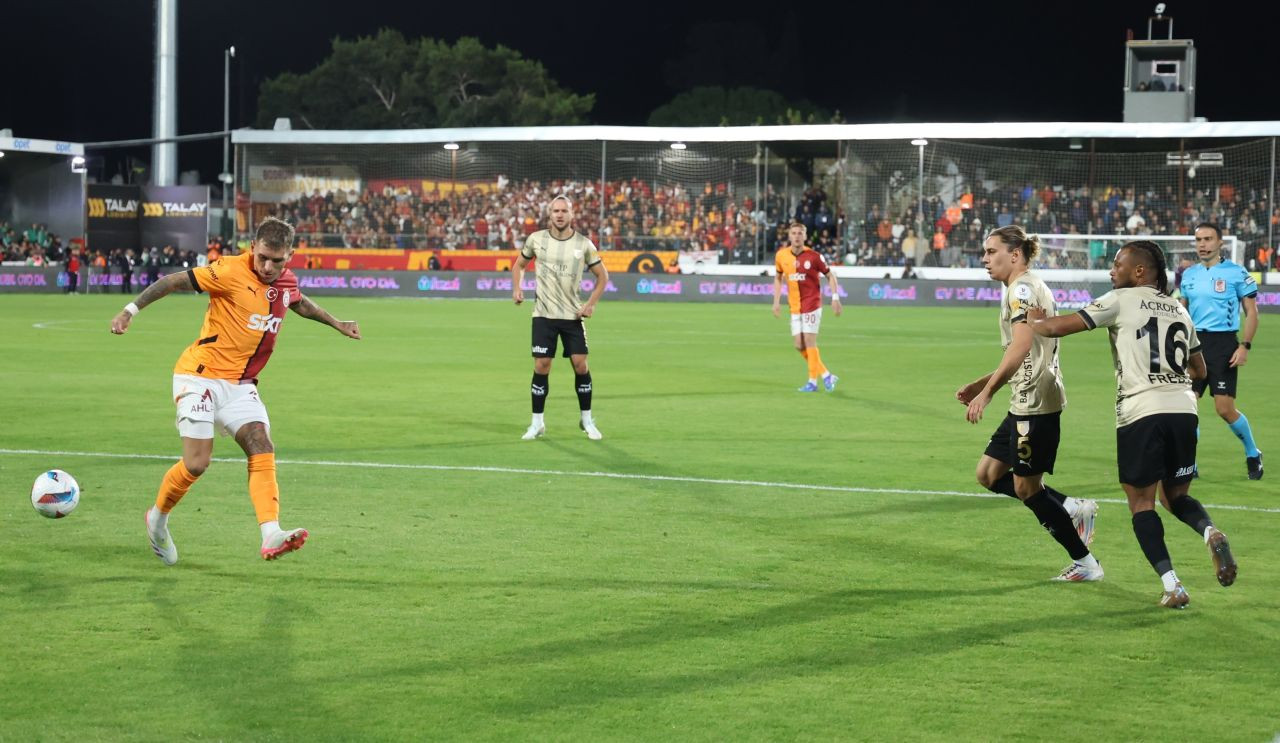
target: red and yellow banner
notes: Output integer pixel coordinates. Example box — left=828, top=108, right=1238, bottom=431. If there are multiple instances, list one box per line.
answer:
left=288, top=248, right=676, bottom=273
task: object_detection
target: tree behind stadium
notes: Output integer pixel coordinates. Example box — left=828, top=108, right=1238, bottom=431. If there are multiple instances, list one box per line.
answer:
left=255, top=30, right=595, bottom=129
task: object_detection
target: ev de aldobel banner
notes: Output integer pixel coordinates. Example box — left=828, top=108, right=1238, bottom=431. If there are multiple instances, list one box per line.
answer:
left=86, top=184, right=209, bottom=253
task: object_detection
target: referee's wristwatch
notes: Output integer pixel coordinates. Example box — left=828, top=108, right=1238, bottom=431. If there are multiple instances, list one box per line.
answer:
left=1241, top=341, right=1252, bottom=350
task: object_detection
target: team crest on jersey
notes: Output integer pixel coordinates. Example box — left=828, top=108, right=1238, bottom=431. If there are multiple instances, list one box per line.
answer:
left=282, top=289, right=291, bottom=306
left=266, top=287, right=278, bottom=302
left=803, top=260, right=812, bottom=269
left=1214, top=280, right=1226, bottom=293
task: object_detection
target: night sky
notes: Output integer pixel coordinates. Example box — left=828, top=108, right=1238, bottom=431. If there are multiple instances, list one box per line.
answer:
left=5, top=0, right=1279, bottom=181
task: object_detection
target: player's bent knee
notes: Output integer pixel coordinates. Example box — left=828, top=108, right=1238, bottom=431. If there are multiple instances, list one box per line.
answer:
left=235, top=422, right=274, bottom=455
left=183, top=456, right=210, bottom=477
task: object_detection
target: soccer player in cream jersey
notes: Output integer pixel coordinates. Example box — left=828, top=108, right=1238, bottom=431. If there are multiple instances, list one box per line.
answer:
left=956, top=225, right=1102, bottom=582
left=513, top=195, right=609, bottom=440
left=110, top=217, right=362, bottom=564
left=1029, top=241, right=1237, bottom=609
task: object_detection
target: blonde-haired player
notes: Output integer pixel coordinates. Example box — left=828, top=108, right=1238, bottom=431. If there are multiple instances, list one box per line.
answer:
left=111, top=217, right=361, bottom=564
left=771, top=222, right=841, bottom=391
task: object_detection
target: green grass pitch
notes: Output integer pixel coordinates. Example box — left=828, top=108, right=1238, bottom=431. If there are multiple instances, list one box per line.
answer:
left=2, top=293, right=1277, bottom=741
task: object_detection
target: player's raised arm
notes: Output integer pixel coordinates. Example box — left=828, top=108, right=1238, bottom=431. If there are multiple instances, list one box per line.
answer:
left=289, top=295, right=361, bottom=339
left=1025, top=306, right=1089, bottom=338
left=110, top=270, right=196, bottom=334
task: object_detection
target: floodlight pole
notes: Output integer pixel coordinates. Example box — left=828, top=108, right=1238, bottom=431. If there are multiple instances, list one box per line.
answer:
left=913, top=140, right=927, bottom=235
left=222, top=46, right=235, bottom=240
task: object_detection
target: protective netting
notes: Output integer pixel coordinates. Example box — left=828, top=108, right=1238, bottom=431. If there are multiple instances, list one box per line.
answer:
left=236, top=135, right=1277, bottom=269
left=836, top=138, right=1272, bottom=269
left=237, top=140, right=767, bottom=259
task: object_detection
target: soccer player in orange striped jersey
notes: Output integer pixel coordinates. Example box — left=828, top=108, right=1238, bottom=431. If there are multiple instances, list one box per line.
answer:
left=772, top=222, right=843, bottom=391
left=110, top=217, right=361, bottom=565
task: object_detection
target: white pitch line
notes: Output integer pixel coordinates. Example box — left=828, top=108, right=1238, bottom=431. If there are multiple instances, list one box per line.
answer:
left=2, top=447, right=1279, bottom=515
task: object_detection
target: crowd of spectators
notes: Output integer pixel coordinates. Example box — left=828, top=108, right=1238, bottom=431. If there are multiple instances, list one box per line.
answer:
left=261, top=172, right=1276, bottom=272
left=846, top=180, right=1277, bottom=270
left=1, top=221, right=64, bottom=265
left=268, top=177, right=794, bottom=261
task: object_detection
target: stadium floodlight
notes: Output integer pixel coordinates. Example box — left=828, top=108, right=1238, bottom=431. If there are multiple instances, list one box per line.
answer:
left=910, top=139, right=928, bottom=147
left=71, top=155, right=87, bottom=174
left=443, top=142, right=460, bottom=150
left=218, top=171, right=233, bottom=184
left=0, top=151, right=5, bottom=159
left=1154, top=3, right=1166, bottom=16
left=670, top=142, right=687, bottom=150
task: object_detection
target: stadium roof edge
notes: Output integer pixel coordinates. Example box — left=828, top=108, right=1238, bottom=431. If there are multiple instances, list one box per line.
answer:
left=231, top=121, right=1280, bottom=145
left=0, top=136, right=84, bottom=156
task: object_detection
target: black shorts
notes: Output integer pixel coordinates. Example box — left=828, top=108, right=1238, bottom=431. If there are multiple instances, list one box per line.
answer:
left=984, top=411, right=1061, bottom=476
left=1116, top=413, right=1198, bottom=487
left=531, top=316, right=588, bottom=358
left=1191, top=331, right=1239, bottom=398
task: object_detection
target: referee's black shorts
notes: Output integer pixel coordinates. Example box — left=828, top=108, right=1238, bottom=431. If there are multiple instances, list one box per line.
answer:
left=1191, top=330, right=1239, bottom=398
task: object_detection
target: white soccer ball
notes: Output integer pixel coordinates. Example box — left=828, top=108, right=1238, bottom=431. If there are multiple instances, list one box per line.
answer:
left=31, top=470, right=80, bottom=519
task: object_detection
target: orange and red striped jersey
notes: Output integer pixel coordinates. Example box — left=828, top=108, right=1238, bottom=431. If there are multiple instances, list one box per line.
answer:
left=172, top=252, right=303, bottom=383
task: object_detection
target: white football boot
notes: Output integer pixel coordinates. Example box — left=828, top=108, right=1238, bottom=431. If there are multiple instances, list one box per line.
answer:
left=145, top=507, right=179, bottom=566
left=261, top=527, right=309, bottom=561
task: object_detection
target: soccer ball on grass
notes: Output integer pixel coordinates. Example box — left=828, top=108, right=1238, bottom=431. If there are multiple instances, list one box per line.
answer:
left=31, top=470, right=80, bottom=518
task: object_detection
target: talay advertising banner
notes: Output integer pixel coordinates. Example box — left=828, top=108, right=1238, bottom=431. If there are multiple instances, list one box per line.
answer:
left=248, top=165, right=362, bottom=203
left=86, top=184, right=140, bottom=252
left=139, top=185, right=209, bottom=252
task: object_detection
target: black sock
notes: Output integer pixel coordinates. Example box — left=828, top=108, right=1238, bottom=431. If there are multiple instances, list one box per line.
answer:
left=986, top=472, right=1019, bottom=499
left=1132, top=509, right=1173, bottom=576
left=986, top=473, right=1067, bottom=505
left=1042, top=485, right=1069, bottom=506
left=531, top=373, right=549, bottom=414
left=575, top=372, right=592, bottom=412
left=1024, top=489, right=1089, bottom=560
left=1167, top=495, right=1213, bottom=536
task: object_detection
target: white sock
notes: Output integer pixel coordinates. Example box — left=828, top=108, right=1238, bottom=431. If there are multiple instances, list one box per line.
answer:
left=531, top=413, right=544, bottom=427
left=822, top=371, right=833, bottom=380
left=581, top=410, right=593, bottom=425
left=1061, top=497, right=1080, bottom=519
left=150, top=506, right=168, bottom=529
left=1076, top=553, right=1100, bottom=570
left=1160, top=569, right=1179, bottom=592
left=1203, top=527, right=1216, bottom=544
left=260, top=520, right=280, bottom=541
left=808, top=378, right=817, bottom=384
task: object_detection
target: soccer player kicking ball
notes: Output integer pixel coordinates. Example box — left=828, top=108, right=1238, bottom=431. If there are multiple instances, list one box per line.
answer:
left=1028, top=241, right=1238, bottom=608
left=110, top=217, right=361, bottom=564
left=772, top=222, right=842, bottom=392
left=956, top=226, right=1102, bottom=582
